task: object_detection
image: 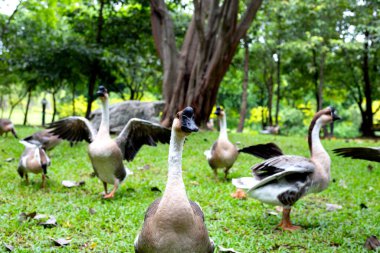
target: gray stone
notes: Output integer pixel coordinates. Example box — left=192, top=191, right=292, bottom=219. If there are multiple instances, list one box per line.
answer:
left=90, top=100, right=165, bottom=133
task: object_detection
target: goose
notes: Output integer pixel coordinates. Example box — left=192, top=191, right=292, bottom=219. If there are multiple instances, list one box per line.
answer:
left=0, top=118, right=18, bottom=138
left=134, top=107, right=215, bottom=253
left=23, top=129, right=62, bottom=151
left=333, top=147, right=380, bottom=163
left=47, top=86, right=171, bottom=198
left=232, top=106, right=341, bottom=231
left=17, top=140, right=51, bottom=188
left=204, top=107, right=283, bottom=179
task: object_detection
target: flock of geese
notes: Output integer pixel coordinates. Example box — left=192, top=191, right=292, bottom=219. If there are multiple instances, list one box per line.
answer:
left=0, top=86, right=378, bottom=252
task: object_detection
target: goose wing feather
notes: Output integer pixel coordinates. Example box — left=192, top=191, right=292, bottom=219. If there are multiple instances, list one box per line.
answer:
left=115, top=118, right=171, bottom=161
left=248, top=155, right=315, bottom=191
left=47, top=116, right=97, bottom=143
left=333, top=147, right=380, bottom=163
left=239, top=142, right=284, bottom=159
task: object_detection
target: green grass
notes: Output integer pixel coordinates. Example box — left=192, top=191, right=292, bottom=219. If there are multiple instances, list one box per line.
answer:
left=0, top=126, right=379, bottom=252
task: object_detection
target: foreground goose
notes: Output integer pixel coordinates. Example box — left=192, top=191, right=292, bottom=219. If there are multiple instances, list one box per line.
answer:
left=205, top=107, right=282, bottom=179
left=18, top=141, right=51, bottom=188
left=135, top=107, right=214, bottom=253
left=232, top=107, right=340, bottom=231
left=333, top=147, right=380, bottom=163
left=23, top=129, right=62, bottom=151
left=47, top=86, right=171, bottom=198
left=0, top=118, right=18, bottom=138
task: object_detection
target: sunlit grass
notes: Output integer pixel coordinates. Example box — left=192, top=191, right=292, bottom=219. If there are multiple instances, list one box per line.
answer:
left=0, top=126, right=379, bottom=252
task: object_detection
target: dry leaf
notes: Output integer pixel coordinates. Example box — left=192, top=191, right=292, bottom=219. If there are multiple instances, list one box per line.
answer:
left=19, top=211, right=36, bottom=222
left=39, top=216, right=57, bottom=228
left=3, top=243, right=14, bottom=252
left=218, top=245, right=241, bottom=253
left=62, top=180, right=85, bottom=188
left=5, top=158, right=14, bottom=162
left=339, top=180, right=347, bottom=189
left=89, top=208, right=96, bottom=215
left=326, top=203, right=342, bottom=211
left=267, top=211, right=279, bottom=216
left=231, top=189, right=246, bottom=199
left=33, top=214, right=48, bottom=220
left=364, top=235, right=380, bottom=250
left=51, top=238, right=71, bottom=247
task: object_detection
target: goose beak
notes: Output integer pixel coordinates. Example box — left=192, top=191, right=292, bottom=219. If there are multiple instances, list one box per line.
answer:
left=332, top=111, right=341, bottom=121
left=11, top=128, right=18, bottom=139
left=181, top=107, right=199, bottom=133
left=214, top=106, right=222, bottom=116
left=96, top=86, right=108, bottom=97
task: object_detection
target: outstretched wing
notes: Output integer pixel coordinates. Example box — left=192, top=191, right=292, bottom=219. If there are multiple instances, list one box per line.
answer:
left=248, top=155, right=315, bottom=191
left=239, top=142, right=284, bottom=159
left=47, top=116, right=97, bottom=143
left=333, top=147, right=380, bottom=163
left=115, top=118, right=171, bottom=161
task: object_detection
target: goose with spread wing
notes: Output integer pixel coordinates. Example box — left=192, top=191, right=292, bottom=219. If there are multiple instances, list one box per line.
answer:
left=23, top=129, right=62, bottom=151
left=47, top=86, right=171, bottom=198
left=233, top=107, right=341, bottom=231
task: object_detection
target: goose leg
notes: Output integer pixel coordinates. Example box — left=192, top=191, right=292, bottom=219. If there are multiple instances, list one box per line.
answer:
left=223, top=167, right=231, bottom=181
left=41, top=174, right=46, bottom=188
left=212, top=168, right=218, bottom=179
left=103, top=178, right=120, bottom=199
left=102, top=182, right=108, bottom=196
left=278, top=207, right=301, bottom=231
left=25, top=173, right=29, bottom=184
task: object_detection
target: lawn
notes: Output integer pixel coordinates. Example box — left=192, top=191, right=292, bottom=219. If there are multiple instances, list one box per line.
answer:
left=0, top=126, right=379, bottom=252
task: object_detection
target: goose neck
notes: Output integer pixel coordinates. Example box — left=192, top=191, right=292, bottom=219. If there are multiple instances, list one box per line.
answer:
left=98, top=98, right=110, bottom=136
left=167, top=129, right=185, bottom=182
left=219, top=115, right=228, bottom=140
left=308, top=118, right=330, bottom=170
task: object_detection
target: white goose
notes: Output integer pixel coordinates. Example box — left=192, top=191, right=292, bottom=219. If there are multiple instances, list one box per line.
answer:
left=48, top=86, right=171, bottom=198
left=134, top=107, right=215, bottom=253
left=233, top=106, right=340, bottom=230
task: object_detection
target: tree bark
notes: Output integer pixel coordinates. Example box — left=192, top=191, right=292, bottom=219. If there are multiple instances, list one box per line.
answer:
left=237, top=37, right=250, bottom=133
left=266, top=74, right=274, bottom=127
left=23, top=87, right=32, bottom=125
left=85, top=0, right=104, bottom=119
left=52, top=92, right=57, bottom=123
left=275, top=50, right=281, bottom=126
left=151, top=0, right=263, bottom=127
left=361, top=30, right=374, bottom=137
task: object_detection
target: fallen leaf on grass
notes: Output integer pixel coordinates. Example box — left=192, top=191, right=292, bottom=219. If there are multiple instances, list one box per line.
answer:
left=275, top=206, right=283, bottom=213
left=51, top=238, right=71, bottom=247
left=151, top=187, right=161, bottom=192
left=326, top=203, right=342, bottom=211
left=62, top=180, right=85, bottom=188
left=39, top=216, right=57, bottom=228
left=367, top=165, right=373, bottom=172
left=218, top=245, right=241, bottom=253
left=5, top=158, right=14, bottom=162
left=267, top=210, right=279, bottom=216
left=89, top=208, right=96, bottom=215
left=33, top=214, right=48, bottom=220
left=18, top=211, right=37, bottom=222
left=231, top=189, right=246, bottom=199
left=81, top=242, right=97, bottom=250
left=360, top=203, right=368, bottom=209
left=338, top=180, right=347, bottom=188
left=364, top=235, right=380, bottom=250
left=3, top=243, right=14, bottom=252
left=138, top=164, right=151, bottom=170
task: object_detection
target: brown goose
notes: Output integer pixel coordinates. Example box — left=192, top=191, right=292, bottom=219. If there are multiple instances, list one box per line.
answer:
left=0, top=118, right=18, bottom=138
left=233, top=107, right=340, bottom=231
left=47, top=86, right=171, bottom=198
left=23, top=129, right=62, bottom=151
left=205, top=107, right=283, bottom=179
left=18, top=140, right=51, bottom=188
left=134, top=107, right=214, bottom=253
left=333, top=147, right=380, bottom=163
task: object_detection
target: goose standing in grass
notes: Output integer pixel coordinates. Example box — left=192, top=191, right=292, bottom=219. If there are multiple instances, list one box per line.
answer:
left=17, top=140, right=51, bottom=188
left=232, top=107, right=341, bottom=231
left=0, top=119, right=18, bottom=138
left=23, top=129, right=62, bottom=151
left=47, top=86, right=171, bottom=199
left=333, top=147, right=380, bottom=163
left=134, top=107, right=214, bottom=253
left=205, top=107, right=283, bottom=180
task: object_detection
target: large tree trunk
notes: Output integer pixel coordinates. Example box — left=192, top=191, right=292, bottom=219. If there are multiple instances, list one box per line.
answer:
left=151, top=0, right=263, bottom=127
left=237, top=37, right=250, bottom=133
left=361, top=30, right=374, bottom=137
left=52, top=92, right=57, bottom=123
left=85, top=0, right=104, bottom=119
left=23, top=87, right=32, bottom=125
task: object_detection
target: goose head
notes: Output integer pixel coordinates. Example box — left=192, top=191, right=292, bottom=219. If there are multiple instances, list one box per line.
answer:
left=214, top=106, right=225, bottom=119
left=96, top=85, right=109, bottom=102
left=173, top=107, right=198, bottom=137
left=317, top=106, right=341, bottom=126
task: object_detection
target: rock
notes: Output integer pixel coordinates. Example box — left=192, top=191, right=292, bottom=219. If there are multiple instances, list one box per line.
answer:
left=90, top=100, right=165, bottom=133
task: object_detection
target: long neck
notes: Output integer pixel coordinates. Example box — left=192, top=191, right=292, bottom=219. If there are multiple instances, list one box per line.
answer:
left=219, top=114, right=228, bottom=140
left=308, top=118, right=330, bottom=170
left=167, top=129, right=185, bottom=183
left=98, top=98, right=110, bottom=137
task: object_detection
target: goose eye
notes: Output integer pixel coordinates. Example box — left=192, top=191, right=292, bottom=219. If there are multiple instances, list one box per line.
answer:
left=176, top=113, right=180, bottom=119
